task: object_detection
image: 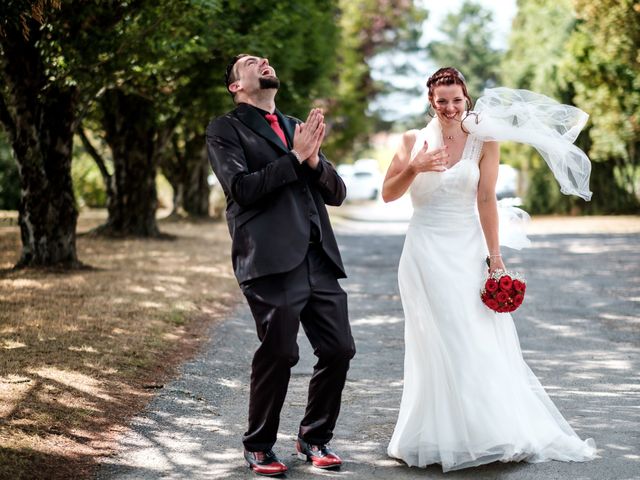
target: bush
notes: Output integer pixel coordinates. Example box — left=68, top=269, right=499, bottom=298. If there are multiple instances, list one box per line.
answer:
left=72, top=153, right=108, bottom=208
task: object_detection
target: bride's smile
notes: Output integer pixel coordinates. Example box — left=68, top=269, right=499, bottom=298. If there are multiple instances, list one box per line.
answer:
left=433, top=84, right=467, bottom=124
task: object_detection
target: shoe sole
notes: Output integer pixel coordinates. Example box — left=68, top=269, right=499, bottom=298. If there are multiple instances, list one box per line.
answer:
left=247, top=463, right=287, bottom=476
left=296, top=452, right=341, bottom=469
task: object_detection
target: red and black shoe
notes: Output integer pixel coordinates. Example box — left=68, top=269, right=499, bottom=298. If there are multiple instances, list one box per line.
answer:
left=244, top=449, right=288, bottom=477
left=296, top=437, right=342, bottom=470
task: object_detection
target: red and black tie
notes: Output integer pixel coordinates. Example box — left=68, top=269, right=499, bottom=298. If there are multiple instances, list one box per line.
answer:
left=265, top=113, right=288, bottom=147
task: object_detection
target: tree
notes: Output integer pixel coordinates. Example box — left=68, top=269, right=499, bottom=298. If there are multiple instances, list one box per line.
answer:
left=502, top=0, right=640, bottom=213
left=159, top=0, right=341, bottom=218
left=76, top=0, right=208, bottom=235
left=561, top=0, right=640, bottom=213
left=0, top=1, right=128, bottom=267
left=427, top=0, right=502, bottom=102
left=77, top=0, right=341, bottom=225
left=324, top=0, right=427, bottom=160
left=500, top=0, right=581, bottom=213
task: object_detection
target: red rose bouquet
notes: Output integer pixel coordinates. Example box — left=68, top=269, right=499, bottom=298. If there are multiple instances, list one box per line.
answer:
left=480, top=269, right=526, bottom=313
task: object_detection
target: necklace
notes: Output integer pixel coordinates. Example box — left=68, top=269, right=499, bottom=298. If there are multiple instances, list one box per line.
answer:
left=442, top=127, right=457, bottom=140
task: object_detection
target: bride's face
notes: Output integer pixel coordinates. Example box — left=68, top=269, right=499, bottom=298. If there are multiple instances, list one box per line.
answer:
left=431, top=84, right=466, bottom=124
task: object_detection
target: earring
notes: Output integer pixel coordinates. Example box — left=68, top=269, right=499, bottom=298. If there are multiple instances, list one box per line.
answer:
left=426, top=104, right=436, bottom=118
left=465, top=99, right=472, bottom=112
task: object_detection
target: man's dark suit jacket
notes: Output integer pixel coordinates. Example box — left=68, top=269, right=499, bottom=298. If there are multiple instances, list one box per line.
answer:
left=206, top=102, right=347, bottom=284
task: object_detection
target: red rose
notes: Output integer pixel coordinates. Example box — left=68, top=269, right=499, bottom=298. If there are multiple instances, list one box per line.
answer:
left=486, top=279, right=499, bottom=292
left=481, top=270, right=526, bottom=314
left=513, top=279, right=525, bottom=293
left=486, top=299, right=499, bottom=310
left=496, top=291, right=509, bottom=303
left=499, top=275, right=513, bottom=291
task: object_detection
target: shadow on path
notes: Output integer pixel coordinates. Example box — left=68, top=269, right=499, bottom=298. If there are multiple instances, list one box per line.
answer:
left=97, top=227, right=640, bottom=480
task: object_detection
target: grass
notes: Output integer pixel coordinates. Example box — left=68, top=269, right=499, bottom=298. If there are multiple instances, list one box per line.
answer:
left=0, top=210, right=240, bottom=479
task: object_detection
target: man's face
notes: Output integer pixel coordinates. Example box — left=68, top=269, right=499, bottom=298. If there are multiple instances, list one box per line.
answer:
left=231, top=56, right=280, bottom=94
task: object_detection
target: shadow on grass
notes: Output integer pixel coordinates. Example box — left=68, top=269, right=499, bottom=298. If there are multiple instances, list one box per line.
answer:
left=0, top=219, right=237, bottom=479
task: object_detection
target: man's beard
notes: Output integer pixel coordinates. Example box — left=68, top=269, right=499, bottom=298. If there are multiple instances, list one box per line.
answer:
left=259, top=76, right=280, bottom=90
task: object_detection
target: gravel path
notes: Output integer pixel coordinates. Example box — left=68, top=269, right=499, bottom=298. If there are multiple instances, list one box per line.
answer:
left=96, top=216, right=640, bottom=480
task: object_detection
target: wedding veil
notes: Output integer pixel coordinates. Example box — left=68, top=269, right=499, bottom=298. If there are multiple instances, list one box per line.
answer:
left=462, top=87, right=592, bottom=201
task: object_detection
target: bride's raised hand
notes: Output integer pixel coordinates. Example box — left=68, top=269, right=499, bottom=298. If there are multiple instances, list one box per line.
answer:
left=410, top=141, right=448, bottom=174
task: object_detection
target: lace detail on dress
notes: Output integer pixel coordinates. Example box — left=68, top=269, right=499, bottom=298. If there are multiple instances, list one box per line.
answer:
left=466, top=135, right=483, bottom=165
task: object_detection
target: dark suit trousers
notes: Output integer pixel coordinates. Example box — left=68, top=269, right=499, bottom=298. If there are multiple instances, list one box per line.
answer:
left=240, top=244, right=356, bottom=452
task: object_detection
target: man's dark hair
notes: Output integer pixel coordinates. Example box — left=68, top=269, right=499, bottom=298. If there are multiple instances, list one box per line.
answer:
left=224, top=53, right=250, bottom=96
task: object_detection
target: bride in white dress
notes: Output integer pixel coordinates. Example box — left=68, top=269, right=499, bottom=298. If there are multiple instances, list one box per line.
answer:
left=383, top=67, right=596, bottom=472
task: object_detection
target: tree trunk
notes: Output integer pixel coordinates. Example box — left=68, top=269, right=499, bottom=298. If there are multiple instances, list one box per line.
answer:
left=160, top=131, right=210, bottom=218
left=98, top=89, right=160, bottom=236
left=182, top=134, right=210, bottom=217
left=0, top=20, right=80, bottom=268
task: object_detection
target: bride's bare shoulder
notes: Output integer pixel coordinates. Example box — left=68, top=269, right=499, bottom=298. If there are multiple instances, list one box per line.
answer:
left=402, top=129, right=419, bottom=141
left=400, top=129, right=420, bottom=151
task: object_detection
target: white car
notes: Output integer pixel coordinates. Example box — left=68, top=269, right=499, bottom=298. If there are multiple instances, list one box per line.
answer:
left=496, top=164, right=520, bottom=201
left=338, top=159, right=383, bottom=202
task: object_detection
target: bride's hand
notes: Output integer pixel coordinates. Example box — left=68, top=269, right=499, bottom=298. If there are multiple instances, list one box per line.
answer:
left=409, top=141, right=448, bottom=174
left=489, top=256, right=506, bottom=273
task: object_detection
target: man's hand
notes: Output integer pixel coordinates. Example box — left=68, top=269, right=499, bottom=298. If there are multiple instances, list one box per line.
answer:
left=306, top=122, right=325, bottom=170
left=293, top=108, right=325, bottom=164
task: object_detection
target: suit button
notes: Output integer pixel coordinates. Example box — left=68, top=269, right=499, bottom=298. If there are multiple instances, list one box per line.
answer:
left=302, top=187, right=307, bottom=193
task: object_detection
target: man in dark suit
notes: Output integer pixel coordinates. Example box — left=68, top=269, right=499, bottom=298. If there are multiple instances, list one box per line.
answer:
left=206, top=54, right=356, bottom=476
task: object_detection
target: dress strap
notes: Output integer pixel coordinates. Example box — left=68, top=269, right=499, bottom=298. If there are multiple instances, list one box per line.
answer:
left=466, top=135, right=483, bottom=164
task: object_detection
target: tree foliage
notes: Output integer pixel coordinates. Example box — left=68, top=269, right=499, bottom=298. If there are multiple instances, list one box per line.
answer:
left=427, top=0, right=502, bottom=102
left=74, top=0, right=341, bottom=225
left=502, top=0, right=640, bottom=213
left=163, top=0, right=341, bottom=217
left=500, top=0, right=580, bottom=213
left=561, top=0, right=640, bottom=211
left=502, top=0, right=575, bottom=99
left=0, top=0, right=132, bottom=266
left=325, top=0, right=427, bottom=160
left=1, top=0, right=445, bottom=266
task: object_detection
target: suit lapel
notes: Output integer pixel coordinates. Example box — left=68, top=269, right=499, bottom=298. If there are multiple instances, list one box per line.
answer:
left=235, top=103, right=289, bottom=153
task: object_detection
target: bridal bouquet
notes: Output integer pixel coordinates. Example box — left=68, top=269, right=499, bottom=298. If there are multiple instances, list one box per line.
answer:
left=480, top=269, right=526, bottom=313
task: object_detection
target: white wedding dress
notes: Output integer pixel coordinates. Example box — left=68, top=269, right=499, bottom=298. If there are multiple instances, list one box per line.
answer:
left=387, top=116, right=597, bottom=471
